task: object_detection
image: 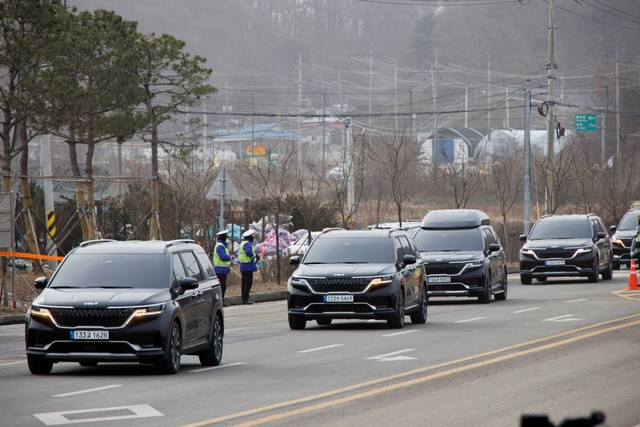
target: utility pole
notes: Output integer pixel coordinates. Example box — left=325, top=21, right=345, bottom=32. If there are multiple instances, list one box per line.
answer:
left=545, top=0, right=557, bottom=214
left=298, top=51, right=302, bottom=171
left=368, top=43, right=372, bottom=128
left=601, top=86, right=608, bottom=165
left=346, top=119, right=354, bottom=228
left=524, top=80, right=531, bottom=235
left=486, top=52, right=491, bottom=162
left=615, top=45, right=620, bottom=165
left=322, top=92, right=326, bottom=178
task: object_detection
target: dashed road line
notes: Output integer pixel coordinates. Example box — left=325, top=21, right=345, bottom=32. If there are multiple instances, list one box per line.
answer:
left=512, top=307, right=540, bottom=314
left=455, top=317, right=486, bottom=323
left=190, top=362, right=245, bottom=373
left=382, top=330, right=418, bottom=337
left=53, top=385, right=123, bottom=398
left=297, top=344, right=344, bottom=354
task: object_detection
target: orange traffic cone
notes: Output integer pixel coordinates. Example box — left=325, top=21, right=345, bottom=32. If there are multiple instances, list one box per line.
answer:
left=628, top=259, right=638, bottom=290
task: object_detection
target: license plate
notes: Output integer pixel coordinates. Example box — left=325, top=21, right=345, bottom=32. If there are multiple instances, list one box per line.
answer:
left=324, top=295, right=354, bottom=303
left=71, top=330, right=109, bottom=340
left=428, top=276, right=451, bottom=283
left=545, top=260, right=565, bottom=266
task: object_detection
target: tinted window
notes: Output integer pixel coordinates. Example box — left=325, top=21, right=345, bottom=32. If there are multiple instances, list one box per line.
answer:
left=303, top=237, right=395, bottom=264
left=50, top=253, right=169, bottom=289
left=181, top=251, right=203, bottom=281
left=529, top=219, right=591, bottom=239
left=398, top=236, right=414, bottom=257
left=197, top=251, right=215, bottom=278
left=412, top=228, right=483, bottom=251
left=173, top=253, right=187, bottom=286
left=618, top=212, right=639, bottom=231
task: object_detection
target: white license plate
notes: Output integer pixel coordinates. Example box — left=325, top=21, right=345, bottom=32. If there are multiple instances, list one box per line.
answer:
left=71, top=330, right=109, bottom=340
left=545, top=260, right=565, bottom=266
left=324, top=295, right=354, bottom=303
left=428, top=276, right=451, bottom=283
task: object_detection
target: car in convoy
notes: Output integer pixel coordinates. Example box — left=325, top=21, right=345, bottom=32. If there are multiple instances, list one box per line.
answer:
left=25, top=239, right=224, bottom=375
left=519, top=213, right=613, bottom=284
left=609, top=208, right=640, bottom=270
left=282, top=228, right=343, bottom=257
left=286, top=228, right=428, bottom=329
left=410, top=209, right=508, bottom=303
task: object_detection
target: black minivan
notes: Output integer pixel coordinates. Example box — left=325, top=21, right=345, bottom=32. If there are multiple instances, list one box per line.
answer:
left=410, top=209, right=508, bottom=303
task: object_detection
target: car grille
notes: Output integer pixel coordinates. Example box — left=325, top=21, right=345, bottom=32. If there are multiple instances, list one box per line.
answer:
left=424, top=263, right=463, bottom=275
left=305, top=278, right=371, bottom=293
left=533, top=248, right=576, bottom=259
left=620, top=238, right=632, bottom=248
left=48, top=307, right=137, bottom=328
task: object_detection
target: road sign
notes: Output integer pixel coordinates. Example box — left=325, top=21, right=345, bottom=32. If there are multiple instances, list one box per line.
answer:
left=574, top=113, right=597, bottom=132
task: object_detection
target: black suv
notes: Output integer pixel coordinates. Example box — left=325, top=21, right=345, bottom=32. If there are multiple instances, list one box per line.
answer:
left=287, top=229, right=428, bottom=329
left=25, top=239, right=224, bottom=375
left=519, top=214, right=613, bottom=284
left=609, top=209, right=640, bottom=270
left=410, top=209, right=508, bottom=303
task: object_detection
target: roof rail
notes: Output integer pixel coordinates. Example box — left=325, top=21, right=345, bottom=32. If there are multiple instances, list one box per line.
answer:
left=79, top=239, right=117, bottom=247
left=165, top=239, right=196, bottom=248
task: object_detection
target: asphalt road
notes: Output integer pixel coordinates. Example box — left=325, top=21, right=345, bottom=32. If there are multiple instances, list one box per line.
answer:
left=1, top=271, right=639, bottom=427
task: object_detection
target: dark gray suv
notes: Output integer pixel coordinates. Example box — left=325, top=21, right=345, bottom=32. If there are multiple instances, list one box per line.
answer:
left=519, top=214, right=613, bottom=284
left=25, top=239, right=224, bottom=375
left=287, top=229, right=428, bottom=330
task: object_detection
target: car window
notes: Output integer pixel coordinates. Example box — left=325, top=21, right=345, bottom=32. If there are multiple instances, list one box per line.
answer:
left=173, top=253, right=187, bottom=286
left=197, top=251, right=215, bottom=278
left=528, top=219, right=591, bottom=240
left=398, top=236, right=414, bottom=257
left=593, top=219, right=605, bottom=234
left=412, top=228, right=484, bottom=252
left=49, top=253, right=169, bottom=289
left=618, top=212, right=640, bottom=231
left=395, top=238, right=405, bottom=262
left=303, top=236, right=395, bottom=264
left=180, top=251, right=204, bottom=281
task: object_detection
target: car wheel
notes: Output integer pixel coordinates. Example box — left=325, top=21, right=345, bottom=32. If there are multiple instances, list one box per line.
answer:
left=410, top=284, right=428, bottom=324
left=588, top=257, right=600, bottom=283
left=157, top=321, right=182, bottom=374
left=79, top=361, right=98, bottom=367
left=478, top=274, right=491, bottom=304
left=495, top=269, right=507, bottom=301
left=27, top=354, right=53, bottom=375
left=520, top=274, right=532, bottom=285
left=316, top=319, right=332, bottom=326
left=288, top=314, right=306, bottom=330
left=601, top=256, right=613, bottom=280
left=387, top=289, right=405, bottom=329
left=199, top=313, right=223, bottom=366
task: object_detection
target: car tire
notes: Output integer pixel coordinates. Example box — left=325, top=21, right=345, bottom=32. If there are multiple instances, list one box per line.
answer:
left=588, top=257, right=600, bottom=283
left=387, top=289, right=405, bottom=329
left=199, top=313, right=223, bottom=366
left=495, top=269, right=508, bottom=301
left=601, top=257, right=613, bottom=280
left=156, top=321, right=182, bottom=375
left=316, top=319, right=332, bottom=326
left=410, top=284, right=428, bottom=324
left=27, top=354, right=53, bottom=375
left=478, top=274, right=491, bottom=304
left=520, top=274, right=532, bottom=285
left=288, top=314, right=306, bottom=330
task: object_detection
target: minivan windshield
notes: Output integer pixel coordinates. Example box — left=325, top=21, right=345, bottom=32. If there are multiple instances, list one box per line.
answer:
left=528, top=219, right=592, bottom=240
left=412, top=228, right=483, bottom=252
left=50, top=254, right=169, bottom=289
left=303, top=237, right=395, bottom=264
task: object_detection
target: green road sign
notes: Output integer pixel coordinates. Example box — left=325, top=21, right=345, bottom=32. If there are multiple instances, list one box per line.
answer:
left=574, top=113, right=597, bottom=132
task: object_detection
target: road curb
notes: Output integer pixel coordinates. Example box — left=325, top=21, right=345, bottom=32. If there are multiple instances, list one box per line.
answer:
left=0, top=314, right=25, bottom=326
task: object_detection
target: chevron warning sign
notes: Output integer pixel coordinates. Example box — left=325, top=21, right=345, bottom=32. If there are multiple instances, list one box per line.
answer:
left=47, top=210, right=56, bottom=238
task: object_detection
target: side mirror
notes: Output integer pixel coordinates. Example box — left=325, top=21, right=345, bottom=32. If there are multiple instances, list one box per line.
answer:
left=180, top=277, right=199, bottom=290
left=34, top=276, right=48, bottom=289
left=488, top=243, right=501, bottom=253
left=402, top=254, right=417, bottom=266
left=519, top=234, right=527, bottom=242
left=609, top=225, right=617, bottom=232
left=289, top=256, right=301, bottom=266
left=596, top=232, right=607, bottom=240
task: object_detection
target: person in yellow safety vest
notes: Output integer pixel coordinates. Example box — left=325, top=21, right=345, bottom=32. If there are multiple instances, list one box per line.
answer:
left=631, top=214, right=640, bottom=265
left=239, top=229, right=259, bottom=304
left=213, top=229, right=233, bottom=306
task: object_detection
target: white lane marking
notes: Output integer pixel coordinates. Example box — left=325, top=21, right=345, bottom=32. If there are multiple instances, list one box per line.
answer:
left=0, top=361, right=23, bottom=367
left=544, top=314, right=582, bottom=322
left=34, top=404, right=162, bottom=425
left=455, top=317, right=486, bottom=323
left=565, top=298, right=588, bottom=303
left=382, top=330, right=418, bottom=337
left=297, top=344, right=344, bottom=354
left=190, top=362, right=245, bottom=373
left=53, top=385, right=123, bottom=398
left=512, top=307, right=541, bottom=314
left=366, top=349, right=417, bottom=362
left=226, top=327, right=252, bottom=332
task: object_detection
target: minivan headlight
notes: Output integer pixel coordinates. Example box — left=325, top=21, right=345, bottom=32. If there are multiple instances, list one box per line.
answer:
left=368, top=276, right=393, bottom=291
